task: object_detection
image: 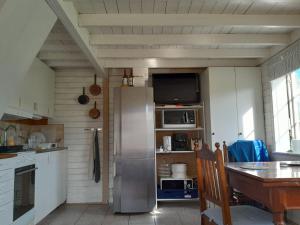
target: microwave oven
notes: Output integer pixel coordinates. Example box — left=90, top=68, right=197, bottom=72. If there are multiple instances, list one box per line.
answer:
left=160, top=178, right=193, bottom=190
left=162, top=109, right=196, bottom=128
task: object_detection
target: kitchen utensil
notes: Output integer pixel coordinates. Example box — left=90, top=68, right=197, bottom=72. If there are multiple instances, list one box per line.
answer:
left=29, top=132, right=46, bottom=148
left=37, top=143, right=58, bottom=149
left=163, top=136, right=172, bottom=151
left=89, top=74, right=101, bottom=96
left=78, top=87, right=89, bottom=105
left=171, top=163, right=187, bottom=179
left=158, top=164, right=171, bottom=178
left=89, top=101, right=100, bottom=119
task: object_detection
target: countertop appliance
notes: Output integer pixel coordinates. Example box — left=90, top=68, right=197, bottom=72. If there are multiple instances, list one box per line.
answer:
left=162, top=109, right=196, bottom=128
left=172, top=133, right=190, bottom=151
left=160, top=177, right=193, bottom=190
left=113, top=87, right=156, bottom=213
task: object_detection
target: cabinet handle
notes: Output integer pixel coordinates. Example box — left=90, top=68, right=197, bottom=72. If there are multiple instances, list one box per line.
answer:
left=212, top=132, right=215, bottom=135
left=238, top=132, right=243, bottom=136
left=34, top=102, right=38, bottom=111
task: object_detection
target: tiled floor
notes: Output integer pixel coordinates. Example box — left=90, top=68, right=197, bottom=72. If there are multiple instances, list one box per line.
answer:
left=37, top=202, right=201, bottom=225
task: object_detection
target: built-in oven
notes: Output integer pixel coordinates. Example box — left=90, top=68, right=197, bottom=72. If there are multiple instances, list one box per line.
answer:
left=13, top=164, right=37, bottom=221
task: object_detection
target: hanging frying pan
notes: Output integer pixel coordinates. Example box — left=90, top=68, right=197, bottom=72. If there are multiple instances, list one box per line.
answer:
left=89, top=101, right=100, bottom=119
left=89, top=74, right=101, bottom=96
left=78, top=87, right=89, bottom=105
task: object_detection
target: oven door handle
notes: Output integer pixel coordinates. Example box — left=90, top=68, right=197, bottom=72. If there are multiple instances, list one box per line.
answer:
left=15, top=168, right=38, bottom=176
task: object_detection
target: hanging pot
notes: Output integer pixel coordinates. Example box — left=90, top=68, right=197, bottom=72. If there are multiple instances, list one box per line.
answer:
left=89, top=101, right=100, bottom=119
left=78, top=87, right=89, bottom=105
left=89, top=74, right=101, bottom=96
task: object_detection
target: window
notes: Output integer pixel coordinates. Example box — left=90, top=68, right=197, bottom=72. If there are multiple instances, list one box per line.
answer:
left=272, top=68, right=300, bottom=152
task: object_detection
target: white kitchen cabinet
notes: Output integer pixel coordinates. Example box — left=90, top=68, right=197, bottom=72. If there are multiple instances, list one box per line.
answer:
left=34, top=153, right=50, bottom=224
left=34, top=150, right=67, bottom=224
left=6, top=58, right=55, bottom=118
left=235, top=67, right=265, bottom=141
left=0, top=159, right=14, bottom=225
left=201, top=67, right=265, bottom=146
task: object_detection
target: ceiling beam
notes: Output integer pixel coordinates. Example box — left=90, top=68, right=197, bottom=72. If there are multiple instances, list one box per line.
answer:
left=38, top=52, right=87, bottom=60
left=97, top=48, right=270, bottom=59
left=40, top=43, right=81, bottom=52
left=45, top=60, right=92, bottom=68
left=79, top=14, right=300, bottom=28
left=102, top=59, right=260, bottom=68
left=90, top=34, right=289, bottom=46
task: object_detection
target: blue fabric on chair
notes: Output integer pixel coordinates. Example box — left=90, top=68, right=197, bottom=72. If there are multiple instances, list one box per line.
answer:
left=228, top=140, right=270, bottom=162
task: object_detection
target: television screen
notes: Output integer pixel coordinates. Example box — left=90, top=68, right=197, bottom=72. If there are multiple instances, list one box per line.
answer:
left=152, top=73, right=200, bottom=104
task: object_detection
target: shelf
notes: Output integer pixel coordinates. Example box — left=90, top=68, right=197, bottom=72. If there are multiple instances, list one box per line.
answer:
left=156, top=151, right=195, bottom=154
left=157, top=198, right=199, bottom=202
left=155, top=105, right=203, bottom=110
left=155, top=128, right=204, bottom=131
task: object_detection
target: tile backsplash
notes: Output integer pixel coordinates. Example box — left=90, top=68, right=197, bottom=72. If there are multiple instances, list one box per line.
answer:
left=0, top=121, right=64, bottom=147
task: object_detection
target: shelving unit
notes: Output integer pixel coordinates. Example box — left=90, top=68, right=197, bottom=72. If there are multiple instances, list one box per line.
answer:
left=155, top=103, right=206, bottom=202
left=156, top=151, right=195, bottom=154
left=155, top=128, right=204, bottom=131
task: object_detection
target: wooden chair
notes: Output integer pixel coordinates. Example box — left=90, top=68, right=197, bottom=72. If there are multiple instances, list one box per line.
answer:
left=196, top=144, right=273, bottom=225
left=220, top=141, right=261, bottom=206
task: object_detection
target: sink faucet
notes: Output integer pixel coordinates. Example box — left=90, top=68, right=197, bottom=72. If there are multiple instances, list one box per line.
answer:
left=0, top=125, right=17, bottom=146
left=0, top=127, right=4, bottom=146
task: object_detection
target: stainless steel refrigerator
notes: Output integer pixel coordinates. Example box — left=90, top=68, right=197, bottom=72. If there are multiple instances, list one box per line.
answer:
left=113, top=87, right=156, bottom=213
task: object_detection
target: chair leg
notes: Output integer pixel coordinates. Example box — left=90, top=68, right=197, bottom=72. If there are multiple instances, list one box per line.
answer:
left=201, top=214, right=218, bottom=225
left=201, top=214, right=207, bottom=225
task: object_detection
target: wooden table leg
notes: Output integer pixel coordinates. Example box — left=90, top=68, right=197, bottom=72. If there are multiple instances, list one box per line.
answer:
left=273, top=212, right=285, bottom=225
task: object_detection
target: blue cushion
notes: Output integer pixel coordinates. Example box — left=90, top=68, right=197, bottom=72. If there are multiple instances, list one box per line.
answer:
left=203, top=205, right=273, bottom=225
left=228, top=140, right=270, bottom=162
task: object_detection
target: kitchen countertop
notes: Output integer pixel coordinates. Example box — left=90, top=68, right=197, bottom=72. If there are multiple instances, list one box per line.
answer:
left=0, top=153, right=17, bottom=159
left=33, top=147, right=68, bottom=153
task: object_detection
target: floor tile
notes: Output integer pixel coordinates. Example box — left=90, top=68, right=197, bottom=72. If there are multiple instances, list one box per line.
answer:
left=38, top=202, right=201, bottom=225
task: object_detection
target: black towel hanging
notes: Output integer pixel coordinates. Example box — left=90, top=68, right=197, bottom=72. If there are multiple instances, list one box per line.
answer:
left=94, top=129, right=101, bottom=183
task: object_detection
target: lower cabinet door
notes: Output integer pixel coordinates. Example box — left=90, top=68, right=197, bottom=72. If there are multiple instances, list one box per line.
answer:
left=0, top=202, right=13, bottom=225
left=35, top=153, right=50, bottom=224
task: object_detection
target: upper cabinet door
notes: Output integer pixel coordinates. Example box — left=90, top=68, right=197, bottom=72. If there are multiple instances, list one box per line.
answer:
left=209, top=67, right=239, bottom=145
left=235, top=67, right=265, bottom=141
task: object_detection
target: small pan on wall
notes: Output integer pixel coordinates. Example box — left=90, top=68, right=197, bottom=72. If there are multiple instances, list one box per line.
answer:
left=89, top=74, right=101, bottom=96
left=78, top=87, right=89, bottom=105
left=89, top=101, right=100, bottom=119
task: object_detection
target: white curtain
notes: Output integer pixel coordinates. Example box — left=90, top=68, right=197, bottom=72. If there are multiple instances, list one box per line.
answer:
left=262, top=39, right=300, bottom=151
left=262, top=39, right=300, bottom=81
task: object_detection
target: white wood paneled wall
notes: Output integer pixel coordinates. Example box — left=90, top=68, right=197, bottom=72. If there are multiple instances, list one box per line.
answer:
left=50, top=69, right=103, bottom=203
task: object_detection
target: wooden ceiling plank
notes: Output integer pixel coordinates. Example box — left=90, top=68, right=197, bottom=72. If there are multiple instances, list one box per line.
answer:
left=90, top=33, right=289, bottom=46
left=96, top=48, right=270, bottom=58
left=78, top=13, right=300, bottom=27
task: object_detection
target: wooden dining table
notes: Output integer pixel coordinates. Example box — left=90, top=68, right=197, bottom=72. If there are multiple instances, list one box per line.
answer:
left=226, top=161, right=300, bottom=225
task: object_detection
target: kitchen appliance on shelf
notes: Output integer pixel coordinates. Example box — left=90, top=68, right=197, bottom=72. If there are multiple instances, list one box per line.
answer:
left=163, top=136, right=172, bottom=151
left=162, top=109, right=196, bottom=128
left=172, top=133, right=190, bottom=151
left=157, top=177, right=198, bottom=200
left=171, top=163, right=187, bottom=179
left=160, top=177, right=193, bottom=190
left=113, top=87, right=156, bottom=213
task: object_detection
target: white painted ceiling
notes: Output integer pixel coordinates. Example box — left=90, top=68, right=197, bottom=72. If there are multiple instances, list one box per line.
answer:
left=40, top=0, right=300, bottom=69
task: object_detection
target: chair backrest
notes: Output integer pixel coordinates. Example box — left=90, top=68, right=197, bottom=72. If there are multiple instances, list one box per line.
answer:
left=222, top=141, right=229, bottom=163
left=215, top=142, right=229, bottom=163
left=196, top=143, right=232, bottom=225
